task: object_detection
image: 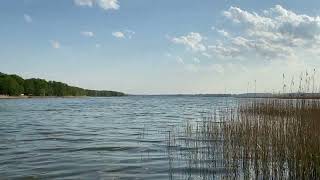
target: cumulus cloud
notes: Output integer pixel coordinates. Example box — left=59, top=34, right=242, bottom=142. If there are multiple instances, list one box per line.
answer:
left=49, top=40, right=60, bottom=49
left=171, top=32, right=206, bottom=52
left=210, top=5, right=320, bottom=60
left=81, top=31, right=95, bottom=37
left=74, top=0, right=119, bottom=10
left=24, top=14, right=32, bottom=23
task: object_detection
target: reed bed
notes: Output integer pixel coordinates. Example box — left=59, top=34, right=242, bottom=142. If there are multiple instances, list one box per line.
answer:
left=167, top=99, right=320, bottom=179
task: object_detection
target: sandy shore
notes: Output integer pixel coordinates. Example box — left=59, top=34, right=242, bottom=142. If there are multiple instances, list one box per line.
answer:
left=0, top=95, right=30, bottom=99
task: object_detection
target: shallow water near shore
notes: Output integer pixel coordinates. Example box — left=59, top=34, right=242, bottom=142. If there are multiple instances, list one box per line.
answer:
left=0, top=96, right=237, bottom=179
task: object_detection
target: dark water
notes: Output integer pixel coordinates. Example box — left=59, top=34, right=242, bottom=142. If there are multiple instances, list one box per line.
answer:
left=0, top=96, right=236, bottom=179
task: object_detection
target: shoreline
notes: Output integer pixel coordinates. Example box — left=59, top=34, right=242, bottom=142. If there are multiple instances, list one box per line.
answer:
left=0, top=95, right=30, bottom=99
left=2, top=95, right=320, bottom=100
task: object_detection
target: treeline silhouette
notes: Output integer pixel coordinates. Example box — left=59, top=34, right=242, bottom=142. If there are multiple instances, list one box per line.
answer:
left=0, top=72, right=125, bottom=97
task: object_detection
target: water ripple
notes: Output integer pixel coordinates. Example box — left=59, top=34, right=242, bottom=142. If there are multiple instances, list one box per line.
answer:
left=0, top=96, right=237, bottom=179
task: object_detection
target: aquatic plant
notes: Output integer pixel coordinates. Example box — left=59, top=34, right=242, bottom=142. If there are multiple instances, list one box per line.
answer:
left=167, top=98, right=320, bottom=179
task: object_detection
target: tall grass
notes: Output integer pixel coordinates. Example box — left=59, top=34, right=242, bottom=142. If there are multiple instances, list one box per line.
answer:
left=228, top=99, right=320, bottom=179
left=167, top=98, right=320, bottom=179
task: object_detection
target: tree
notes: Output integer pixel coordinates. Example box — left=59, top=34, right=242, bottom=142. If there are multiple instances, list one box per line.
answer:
left=0, top=76, right=23, bottom=96
left=24, top=79, right=35, bottom=95
left=0, top=72, right=125, bottom=97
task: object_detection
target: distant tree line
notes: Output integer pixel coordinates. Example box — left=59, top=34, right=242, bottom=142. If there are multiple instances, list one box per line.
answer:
left=0, top=72, right=125, bottom=97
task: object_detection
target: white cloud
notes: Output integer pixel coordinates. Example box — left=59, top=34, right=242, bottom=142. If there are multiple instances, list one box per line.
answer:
left=211, top=5, right=320, bottom=60
left=74, top=0, right=94, bottom=7
left=112, top=31, right=125, bottom=38
left=223, top=6, right=276, bottom=31
left=171, top=32, right=206, bottom=52
left=209, top=41, right=241, bottom=57
left=97, top=0, right=119, bottom=10
left=112, top=30, right=135, bottom=39
left=74, top=0, right=119, bottom=11
left=95, top=43, right=101, bottom=48
left=49, top=40, right=60, bottom=49
left=81, top=31, right=95, bottom=37
left=24, top=14, right=32, bottom=23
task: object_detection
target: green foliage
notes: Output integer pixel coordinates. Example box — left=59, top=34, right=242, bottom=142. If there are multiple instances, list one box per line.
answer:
left=0, top=76, right=24, bottom=96
left=0, top=72, right=125, bottom=97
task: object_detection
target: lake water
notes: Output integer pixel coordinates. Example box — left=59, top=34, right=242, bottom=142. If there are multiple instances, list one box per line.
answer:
left=0, top=96, right=237, bottom=179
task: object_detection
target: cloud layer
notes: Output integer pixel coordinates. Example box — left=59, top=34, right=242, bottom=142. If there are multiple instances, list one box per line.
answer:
left=170, top=5, right=320, bottom=64
left=74, top=0, right=119, bottom=11
left=210, top=5, right=320, bottom=60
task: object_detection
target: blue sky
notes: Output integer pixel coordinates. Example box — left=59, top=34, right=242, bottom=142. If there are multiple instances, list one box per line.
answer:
left=1, top=0, right=320, bottom=94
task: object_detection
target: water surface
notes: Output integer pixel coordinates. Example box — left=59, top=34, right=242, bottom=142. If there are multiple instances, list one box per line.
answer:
left=0, top=96, right=236, bottom=179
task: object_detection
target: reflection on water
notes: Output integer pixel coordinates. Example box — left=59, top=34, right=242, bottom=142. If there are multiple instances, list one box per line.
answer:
left=0, top=96, right=236, bottom=179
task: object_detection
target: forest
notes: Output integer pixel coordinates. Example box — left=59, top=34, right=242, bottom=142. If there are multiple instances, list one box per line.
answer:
left=0, top=72, right=125, bottom=97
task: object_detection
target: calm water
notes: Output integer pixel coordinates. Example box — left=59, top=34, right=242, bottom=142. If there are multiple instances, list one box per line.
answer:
left=0, top=96, right=237, bottom=179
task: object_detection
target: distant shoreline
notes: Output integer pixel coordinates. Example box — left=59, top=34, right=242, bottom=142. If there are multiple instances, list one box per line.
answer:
left=0, top=95, right=92, bottom=99
left=2, top=94, right=320, bottom=100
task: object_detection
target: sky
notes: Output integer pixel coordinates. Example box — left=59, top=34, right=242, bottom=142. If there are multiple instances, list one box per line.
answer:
left=1, top=0, right=320, bottom=94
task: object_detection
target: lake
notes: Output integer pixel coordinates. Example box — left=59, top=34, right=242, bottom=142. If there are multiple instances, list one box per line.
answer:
left=0, top=96, right=237, bottom=179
